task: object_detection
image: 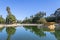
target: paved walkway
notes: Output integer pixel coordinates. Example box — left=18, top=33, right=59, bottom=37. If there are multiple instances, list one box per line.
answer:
left=0, top=24, right=43, bottom=27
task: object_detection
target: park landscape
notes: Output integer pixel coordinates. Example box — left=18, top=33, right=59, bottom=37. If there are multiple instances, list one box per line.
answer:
left=0, top=0, right=60, bottom=40
left=0, top=6, right=60, bottom=30
left=0, top=6, right=60, bottom=40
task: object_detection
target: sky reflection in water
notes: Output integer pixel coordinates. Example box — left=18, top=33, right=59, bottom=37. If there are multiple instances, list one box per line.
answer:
left=0, top=26, right=59, bottom=40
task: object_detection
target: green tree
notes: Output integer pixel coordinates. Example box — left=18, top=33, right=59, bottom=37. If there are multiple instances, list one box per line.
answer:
left=6, top=7, right=11, bottom=15
left=23, top=17, right=33, bottom=23
left=6, top=6, right=16, bottom=24
left=22, top=11, right=46, bottom=24
left=17, top=20, right=22, bottom=24
left=32, top=11, right=46, bottom=23
left=0, top=15, right=5, bottom=24
left=6, top=14, right=16, bottom=24
left=46, top=16, right=56, bottom=22
left=22, top=17, right=27, bottom=23
left=38, top=18, right=47, bottom=24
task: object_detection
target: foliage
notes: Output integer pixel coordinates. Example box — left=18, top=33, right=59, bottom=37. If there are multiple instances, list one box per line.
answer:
left=1, top=7, right=60, bottom=24
left=53, top=8, right=60, bottom=22
left=32, top=12, right=46, bottom=23
left=17, top=20, right=22, bottom=24
left=22, top=11, right=46, bottom=24
left=6, top=7, right=16, bottom=24
left=0, top=15, right=5, bottom=24
left=22, top=17, right=32, bottom=23
left=6, top=6, right=11, bottom=15
left=46, top=17, right=56, bottom=22
left=6, top=14, right=16, bottom=24
left=37, top=18, right=47, bottom=24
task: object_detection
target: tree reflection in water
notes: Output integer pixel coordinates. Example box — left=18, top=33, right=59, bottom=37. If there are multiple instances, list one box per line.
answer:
left=24, top=26, right=46, bottom=37
left=0, top=27, right=4, bottom=32
left=6, top=27, right=16, bottom=40
left=53, top=30, right=60, bottom=40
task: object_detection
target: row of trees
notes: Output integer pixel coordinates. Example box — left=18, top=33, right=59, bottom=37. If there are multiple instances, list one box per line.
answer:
left=0, top=7, right=60, bottom=24
left=22, top=11, right=47, bottom=24
left=22, top=8, right=60, bottom=23
left=0, top=7, right=16, bottom=24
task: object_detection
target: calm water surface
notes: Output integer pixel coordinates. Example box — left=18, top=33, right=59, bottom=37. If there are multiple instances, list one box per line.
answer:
left=0, top=26, right=60, bottom=40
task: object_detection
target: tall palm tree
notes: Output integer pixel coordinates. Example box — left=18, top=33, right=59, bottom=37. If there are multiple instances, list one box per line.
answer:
left=6, top=6, right=11, bottom=15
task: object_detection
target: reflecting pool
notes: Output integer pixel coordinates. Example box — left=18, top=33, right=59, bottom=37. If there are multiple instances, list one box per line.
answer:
left=0, top=26, right=60, bottom=40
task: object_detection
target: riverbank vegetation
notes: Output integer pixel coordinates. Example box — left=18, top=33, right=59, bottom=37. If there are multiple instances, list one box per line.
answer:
left=0, top=7, right=60, bottom=24
left=22, top=8, right=60, bottom=24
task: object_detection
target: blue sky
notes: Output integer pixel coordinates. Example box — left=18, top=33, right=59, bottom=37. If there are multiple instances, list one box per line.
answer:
left=0, top=0, right=60, bottom=20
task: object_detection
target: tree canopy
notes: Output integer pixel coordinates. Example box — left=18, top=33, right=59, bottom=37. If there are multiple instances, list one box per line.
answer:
left=0, top=15, right=5, bottom=24
left=1, top=7, right=60, bottom=24
left=22, top=11, right=46, bottom=23
left=6, top=7, right=16, bottom=24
